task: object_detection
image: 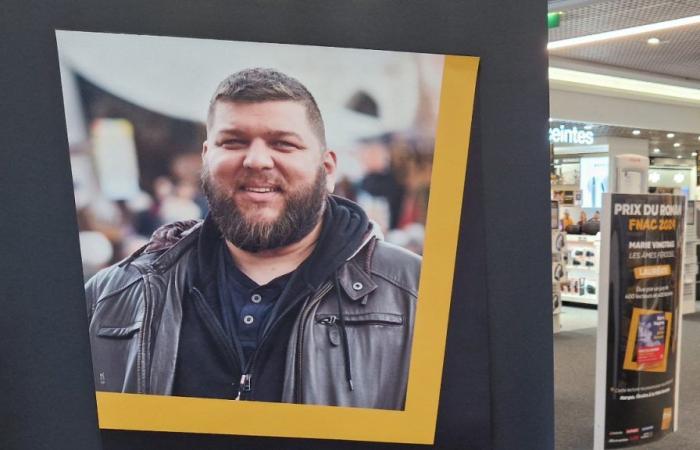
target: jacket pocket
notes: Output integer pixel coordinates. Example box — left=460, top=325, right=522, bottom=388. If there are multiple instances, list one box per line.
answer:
left=316, top=313, right=403, bottom=347
left=316, top=312, right=403, bottom=326
left=96, top=323, right=141, bottom=339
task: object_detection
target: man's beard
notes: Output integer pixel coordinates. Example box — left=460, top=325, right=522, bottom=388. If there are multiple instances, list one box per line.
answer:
left=201, top=166, right=327, bottom=253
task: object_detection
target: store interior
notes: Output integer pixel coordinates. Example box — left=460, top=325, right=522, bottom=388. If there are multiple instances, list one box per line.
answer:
left=548, top=1, right=700, bottom=448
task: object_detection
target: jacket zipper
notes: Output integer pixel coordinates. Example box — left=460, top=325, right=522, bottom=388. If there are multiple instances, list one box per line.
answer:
left=241, top=237, right=376, bottom=400
left=231, top=284, right=316, bottom=400
left=235, top=373, right=252, bottom=400
left=190, top=287, right=243, bottom=395
left=317, top=316, right=403, bottom=326
left=294, top=281, right=334, bottom=402
left=139, top=273, right=154, bottom=394
left=193, top=280, right=334, bottom=400
left=234, top=282, right=334, bottom=402
left=219, top=282, right=326, bottom=401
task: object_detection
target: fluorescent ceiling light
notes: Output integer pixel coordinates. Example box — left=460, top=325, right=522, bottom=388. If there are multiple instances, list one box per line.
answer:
left=674, top=142, right=681, bottom=148
left=549, top=67, right=700, bottom=104
left=548, top=15, right=700, bottom=50
left=653, top=148, right=661, bottom=153
left=667, top=133, right=676, bottom=138
left=632, top=130, right=641, bottom=135
left=647, top=37, right=661, bottom=45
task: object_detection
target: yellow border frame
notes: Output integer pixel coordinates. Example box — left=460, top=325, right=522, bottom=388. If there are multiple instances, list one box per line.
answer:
left=95, top=55, right=479, bottom=445
left=623, top=307, right=673, bottom=373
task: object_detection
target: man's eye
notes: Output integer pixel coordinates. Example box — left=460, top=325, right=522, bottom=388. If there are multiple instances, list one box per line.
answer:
left=273, top=141, right=298, bottom=150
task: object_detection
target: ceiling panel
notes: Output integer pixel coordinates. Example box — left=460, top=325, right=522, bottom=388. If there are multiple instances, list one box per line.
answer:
left=551, top=27, right=700, bottom=80
left=549, top=0, right=700, bottom=40
left=548, top=0, right=700, bottom=81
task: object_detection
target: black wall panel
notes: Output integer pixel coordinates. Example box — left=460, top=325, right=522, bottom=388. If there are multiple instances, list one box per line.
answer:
left=0, top=1, right=552, bottom=449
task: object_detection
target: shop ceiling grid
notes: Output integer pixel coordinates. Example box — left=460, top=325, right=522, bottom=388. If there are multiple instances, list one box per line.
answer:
left=549, top=0, right=700, bottom=40
left=551, top=27, right=700, bottom=81
left=548, top=0, right=700, bottom=81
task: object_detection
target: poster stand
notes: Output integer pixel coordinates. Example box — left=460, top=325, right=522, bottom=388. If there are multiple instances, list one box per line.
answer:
left=594, top=193, right=685, bottom=449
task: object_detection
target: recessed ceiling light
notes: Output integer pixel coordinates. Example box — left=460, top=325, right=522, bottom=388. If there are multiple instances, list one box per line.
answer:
left=647, top=37, right=661, bottom=45
left=547, top=15, right=700, bottom=50
left=674, top=142, right=681, bottom=148
left=632, top=130, right=641, bottom=135
left=653, top=148, right=661, bottom=153
left=649, top=172, right=661, bottom=183
left=692, top=152, right=698, bottom=157
left=674, top=173, right=685, bottom=183
left=667, top=133, right=675, bottom=138
left=584, top=125, right=593, bottom=130
left=677, top=155, right=683, bottom=159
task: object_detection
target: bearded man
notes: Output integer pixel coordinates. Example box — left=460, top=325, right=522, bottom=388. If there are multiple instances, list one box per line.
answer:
left=85, top=68, right=420, bottom=410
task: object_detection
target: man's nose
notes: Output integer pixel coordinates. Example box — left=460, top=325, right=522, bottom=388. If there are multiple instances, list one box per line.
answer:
left=242, top=139, right=274, bottom=170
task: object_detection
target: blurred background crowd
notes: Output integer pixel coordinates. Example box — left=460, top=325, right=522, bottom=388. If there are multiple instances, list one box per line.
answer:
left=58, top=32, right=445, bottom=279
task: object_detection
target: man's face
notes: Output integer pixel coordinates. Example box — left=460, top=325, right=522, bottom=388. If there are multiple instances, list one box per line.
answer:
left=202, top=100, right=337, bottom=252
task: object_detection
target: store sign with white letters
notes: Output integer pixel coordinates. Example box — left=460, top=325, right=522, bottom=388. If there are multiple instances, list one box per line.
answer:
left=549, top=125, right=595, bottom=145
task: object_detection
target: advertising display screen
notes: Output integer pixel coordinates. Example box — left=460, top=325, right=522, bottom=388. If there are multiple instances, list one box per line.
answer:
left=580, top=157, right=609, bottom=209
left=595, top=194, right=685, bottom=449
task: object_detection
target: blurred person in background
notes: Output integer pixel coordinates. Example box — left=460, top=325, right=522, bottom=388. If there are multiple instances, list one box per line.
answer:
left=354, top=133, right=404, bottom=232
left=561, top=210, right=573, bottom=230
left=577, top=210, right=588, bottom=228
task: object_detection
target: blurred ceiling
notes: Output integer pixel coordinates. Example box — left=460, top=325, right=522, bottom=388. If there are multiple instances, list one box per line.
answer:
left=548, top=0, right=700, bottom=158
left=548, top=0, right=700, bottom=81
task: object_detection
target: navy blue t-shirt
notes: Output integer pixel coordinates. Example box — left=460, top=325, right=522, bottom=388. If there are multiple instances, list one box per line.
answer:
left=217, top=243, right=292, bottom=366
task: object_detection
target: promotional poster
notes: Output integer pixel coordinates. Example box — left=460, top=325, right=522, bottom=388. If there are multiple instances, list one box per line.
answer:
left=56, top=31, right=478, bottom=444
left=595, top=194, right=685, bottom=449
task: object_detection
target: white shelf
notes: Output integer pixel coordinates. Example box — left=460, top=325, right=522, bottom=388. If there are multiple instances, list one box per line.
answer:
left=566, top=265, right=597, bottom=272
left=562, top=293, right=598, bottom=305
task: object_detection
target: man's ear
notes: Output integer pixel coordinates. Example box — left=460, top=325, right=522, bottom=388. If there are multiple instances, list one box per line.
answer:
left=202, top=140, right=208, bottom=159
left=323, top=150, right=338, bottom=192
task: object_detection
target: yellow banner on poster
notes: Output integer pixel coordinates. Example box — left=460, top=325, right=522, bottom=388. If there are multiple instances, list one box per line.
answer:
left=633, top=265, right=672, bottom=279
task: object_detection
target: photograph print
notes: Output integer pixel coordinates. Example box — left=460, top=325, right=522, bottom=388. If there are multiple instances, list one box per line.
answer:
left=57, top=30, right=477, bottom=443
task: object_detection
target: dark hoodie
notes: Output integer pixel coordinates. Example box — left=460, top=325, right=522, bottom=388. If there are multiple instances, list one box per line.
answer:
left=172, top=195, right=369, bottom=401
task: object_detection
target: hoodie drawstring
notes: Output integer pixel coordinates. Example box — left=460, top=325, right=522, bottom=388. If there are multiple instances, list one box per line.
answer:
left=333, top=272, right=354, bottom=391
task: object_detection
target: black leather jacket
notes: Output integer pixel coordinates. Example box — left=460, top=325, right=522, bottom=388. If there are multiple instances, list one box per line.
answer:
left=86, top=222, right=420, bottom=410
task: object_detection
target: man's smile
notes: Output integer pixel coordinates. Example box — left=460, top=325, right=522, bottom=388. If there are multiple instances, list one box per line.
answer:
left=237, top=183, right=284, bottom=203
left=243, top=186, right=278, bottom=193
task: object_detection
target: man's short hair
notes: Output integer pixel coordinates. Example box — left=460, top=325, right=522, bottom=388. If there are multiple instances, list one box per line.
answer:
left=207, top=68, right=326, bottom=148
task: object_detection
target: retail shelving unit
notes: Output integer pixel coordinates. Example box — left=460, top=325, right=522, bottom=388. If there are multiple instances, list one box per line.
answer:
left=552, top=229, right=565, bottom=333
left=560, top=233, right=600, bottom=306
left=683, top=206, right=697, bottom=314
